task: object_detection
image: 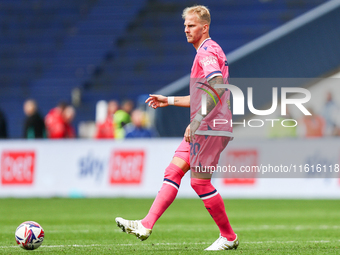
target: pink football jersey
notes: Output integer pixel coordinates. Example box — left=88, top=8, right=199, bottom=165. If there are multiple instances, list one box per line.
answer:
left=190, top=38, right=232, bottom=136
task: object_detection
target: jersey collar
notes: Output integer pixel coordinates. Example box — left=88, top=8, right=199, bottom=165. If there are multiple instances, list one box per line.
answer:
left=197, top=38, right=211, bottom=52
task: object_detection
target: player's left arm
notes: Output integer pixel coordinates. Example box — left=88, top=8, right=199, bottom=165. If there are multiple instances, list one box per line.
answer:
left=189, top=75, right=225, bottom=142
left=201, top=75, right=225, bottom=115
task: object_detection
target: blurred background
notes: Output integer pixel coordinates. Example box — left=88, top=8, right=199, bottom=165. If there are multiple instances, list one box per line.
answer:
left=0, top=0, right=340, bottom=198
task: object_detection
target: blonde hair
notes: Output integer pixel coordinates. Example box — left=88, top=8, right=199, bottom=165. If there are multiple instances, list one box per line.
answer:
left=182, top=5, right=211, bottom=25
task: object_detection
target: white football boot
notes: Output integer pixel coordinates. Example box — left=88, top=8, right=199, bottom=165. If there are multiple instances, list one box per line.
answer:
left=115, top=217, right=152, bottom=241
left=205, top=234, right=239, bottom=251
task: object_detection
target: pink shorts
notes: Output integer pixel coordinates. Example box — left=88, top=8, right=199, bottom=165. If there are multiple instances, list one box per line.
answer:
left=190, top=135, right=230, bottom=169
left=173, top=136, right=230, bottom=168
left=174, top=138, right=190, bottom=165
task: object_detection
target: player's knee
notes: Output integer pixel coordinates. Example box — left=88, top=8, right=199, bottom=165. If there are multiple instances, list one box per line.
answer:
left=190, top=178, right=211, bottom=191
left=164, top=163, right=185, bottom=180
left=190, top=178, right=197, bottom=191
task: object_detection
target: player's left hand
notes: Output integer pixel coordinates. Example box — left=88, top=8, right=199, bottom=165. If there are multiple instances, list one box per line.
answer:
left=189, top=119, right=200, bottom=143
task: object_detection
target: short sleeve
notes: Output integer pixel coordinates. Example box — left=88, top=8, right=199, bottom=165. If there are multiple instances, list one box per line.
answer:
left=198, top=50, right=222, bottom=81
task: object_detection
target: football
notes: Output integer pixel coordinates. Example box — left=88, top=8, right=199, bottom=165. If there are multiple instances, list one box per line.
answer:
left=15, top=221, right=45, bottom=250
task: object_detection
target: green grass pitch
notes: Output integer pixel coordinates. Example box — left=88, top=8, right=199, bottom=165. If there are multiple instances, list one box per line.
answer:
left=0, top=198, right=339, bottom=254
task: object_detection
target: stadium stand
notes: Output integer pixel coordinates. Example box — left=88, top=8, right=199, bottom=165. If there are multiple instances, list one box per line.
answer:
left=0, top=0, right=99, bottom=137
left=0, top=0, right=328, bottom=137
left=0, top=0, right=145, bottom=137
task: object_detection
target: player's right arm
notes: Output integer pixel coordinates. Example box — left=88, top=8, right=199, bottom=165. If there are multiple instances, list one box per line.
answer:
left=145, top=94, right=190, bottom=109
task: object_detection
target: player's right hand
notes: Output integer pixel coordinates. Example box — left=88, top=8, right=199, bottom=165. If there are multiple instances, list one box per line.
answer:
left=145, top=94, right=168, bottom=109
left=184, top=124, right=191, bottom=143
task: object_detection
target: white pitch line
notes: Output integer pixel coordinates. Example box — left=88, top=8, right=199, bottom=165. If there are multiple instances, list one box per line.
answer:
left=0, top=229, right=121, bottom=234
left=2, top=225, right=339, bottom=235
left=1, top=240, right=339, bottom=249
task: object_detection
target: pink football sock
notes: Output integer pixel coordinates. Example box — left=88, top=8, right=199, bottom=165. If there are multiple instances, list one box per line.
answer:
left=191, top=178, right=236, bottom=241
left=141, top=163, right=184, bottom=229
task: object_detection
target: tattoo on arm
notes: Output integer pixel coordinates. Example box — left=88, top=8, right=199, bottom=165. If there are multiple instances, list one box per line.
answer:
left=200, top=76, right=225, bottom=116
